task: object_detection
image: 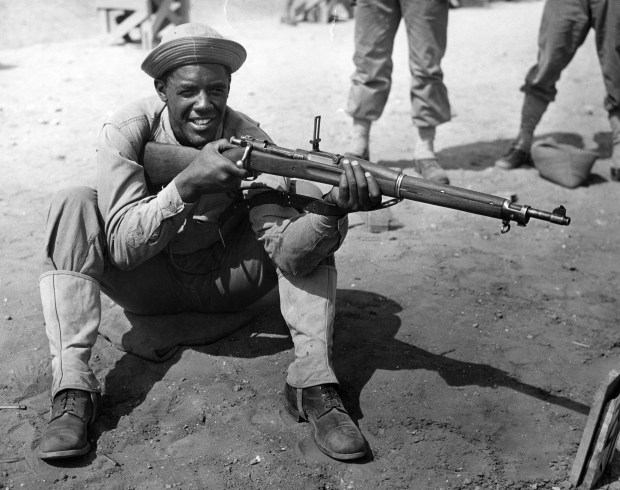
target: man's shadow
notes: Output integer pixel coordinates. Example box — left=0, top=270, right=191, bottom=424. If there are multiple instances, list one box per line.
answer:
left=95, top=298, right=293, bottom=437
left=96, top=288, right=589, bottom=447
left=331, top=289, right=589, bottom=421
left=378, top=133, right=608, bottom=186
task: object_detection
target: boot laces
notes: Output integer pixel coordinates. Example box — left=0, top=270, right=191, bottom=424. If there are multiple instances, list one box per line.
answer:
left=321, top=386, right=342, bottom=411
left=53, top=390, right=78, bottom=416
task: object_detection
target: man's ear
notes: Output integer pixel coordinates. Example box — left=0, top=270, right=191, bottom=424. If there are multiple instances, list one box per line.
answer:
left=154, top=79, right=167, bottom=103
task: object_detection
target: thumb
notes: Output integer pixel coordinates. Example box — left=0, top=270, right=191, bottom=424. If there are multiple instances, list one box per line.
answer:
left=211, top=138, right=235, bottom=153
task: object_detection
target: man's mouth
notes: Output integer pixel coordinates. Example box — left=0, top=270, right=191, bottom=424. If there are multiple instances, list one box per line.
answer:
left=189, top=118, right=212, bottom=130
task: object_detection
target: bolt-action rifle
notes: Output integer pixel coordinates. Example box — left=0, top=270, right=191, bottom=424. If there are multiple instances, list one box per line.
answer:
left=142, top=116, right=570, bottom=233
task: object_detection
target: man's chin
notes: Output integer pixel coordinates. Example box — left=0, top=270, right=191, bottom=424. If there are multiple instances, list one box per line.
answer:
left=185, top=130, right=215, bottom=149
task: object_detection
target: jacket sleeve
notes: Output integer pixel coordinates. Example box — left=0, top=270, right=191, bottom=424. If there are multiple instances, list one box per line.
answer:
left=96, top=122, right=195, bottom=270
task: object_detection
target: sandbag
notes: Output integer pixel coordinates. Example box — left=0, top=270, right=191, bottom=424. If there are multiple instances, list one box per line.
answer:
left=532, top=139, right=598, bottom=188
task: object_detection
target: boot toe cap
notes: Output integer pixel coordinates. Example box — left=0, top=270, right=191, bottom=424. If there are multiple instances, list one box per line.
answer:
left=312, top=412, right=367, bottom=460
left=38, top=414, right=89, bottom=458
left=324, top=423, right=366, bottom=457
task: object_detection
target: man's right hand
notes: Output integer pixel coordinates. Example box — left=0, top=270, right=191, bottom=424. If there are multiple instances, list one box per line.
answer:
left=174, top=139, right=248, bottom=203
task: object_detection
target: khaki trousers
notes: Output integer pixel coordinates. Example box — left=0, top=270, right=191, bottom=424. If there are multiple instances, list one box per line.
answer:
left=41, top=186, right=339, bottom=397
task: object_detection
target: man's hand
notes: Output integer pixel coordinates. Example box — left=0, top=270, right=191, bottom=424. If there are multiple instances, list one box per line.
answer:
left=324, top=158, right=382, bottom=213
left=173, top=139, right=248, bottom=203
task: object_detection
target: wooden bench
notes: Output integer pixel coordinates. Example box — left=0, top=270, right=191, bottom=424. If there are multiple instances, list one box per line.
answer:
left=96, top=0, right=190, bottom=49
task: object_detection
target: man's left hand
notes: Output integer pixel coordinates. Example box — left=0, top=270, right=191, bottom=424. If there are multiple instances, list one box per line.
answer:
left=324, top=158, right=382, bottom=213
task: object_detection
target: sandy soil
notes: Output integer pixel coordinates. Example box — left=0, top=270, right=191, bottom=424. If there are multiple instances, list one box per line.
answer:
left=1, top=1, right=620, bottom=489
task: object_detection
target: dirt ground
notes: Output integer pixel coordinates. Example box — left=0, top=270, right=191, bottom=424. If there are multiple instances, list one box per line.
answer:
left=1, top=0, right=620, bottom=489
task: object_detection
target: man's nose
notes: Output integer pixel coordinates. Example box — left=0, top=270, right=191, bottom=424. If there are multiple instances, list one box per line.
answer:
left=194, top=91, right=213, bottom=111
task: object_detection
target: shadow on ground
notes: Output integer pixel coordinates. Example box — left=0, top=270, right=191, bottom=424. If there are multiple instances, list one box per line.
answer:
left=89, top=288, right=590, bottom=452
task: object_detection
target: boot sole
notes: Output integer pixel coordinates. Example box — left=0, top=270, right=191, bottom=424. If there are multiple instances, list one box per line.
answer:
left=38, top=441, right=91, bottom=460
left=284, top=397, right=366, bottom=460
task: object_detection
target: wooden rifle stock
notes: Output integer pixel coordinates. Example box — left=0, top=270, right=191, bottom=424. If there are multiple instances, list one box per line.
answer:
left=141, top=138, right=571, bottom=233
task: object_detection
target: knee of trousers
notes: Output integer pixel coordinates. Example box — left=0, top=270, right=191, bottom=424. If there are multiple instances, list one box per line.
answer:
left=49, top=186, right=97, bottom=212
left=520, top=81, right=557, bottom=104
left=47, top=186, right=100, bottom=234
left=45, top=186, right=105, bottom=275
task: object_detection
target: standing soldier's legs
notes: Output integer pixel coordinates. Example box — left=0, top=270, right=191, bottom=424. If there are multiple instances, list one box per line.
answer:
left=497, top=0, right=590, bottom=169
left=346, top=0, right=401, bottom=159
left=401, top=0, right=450, bottom=129
left=591, top=0, right=620, bottom=179
left=401, top=0, right=451, bottom=183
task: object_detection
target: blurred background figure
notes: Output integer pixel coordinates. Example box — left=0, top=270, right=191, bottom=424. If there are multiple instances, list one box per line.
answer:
left=495, top=0, right=620, bottom=182
left=281, top=0, right=355, bottom=25
left=281, top=0, right=298, bottom=25
left=345, top=0, right=452, bottom=184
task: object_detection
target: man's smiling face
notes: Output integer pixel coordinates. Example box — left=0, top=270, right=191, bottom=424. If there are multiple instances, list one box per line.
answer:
left=155, top=64, right=230, bottom=148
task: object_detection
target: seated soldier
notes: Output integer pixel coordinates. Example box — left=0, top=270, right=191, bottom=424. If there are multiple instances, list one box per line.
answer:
left=37, top=23, right=381, bottom=462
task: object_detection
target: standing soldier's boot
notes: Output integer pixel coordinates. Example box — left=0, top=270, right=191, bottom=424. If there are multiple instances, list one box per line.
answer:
left=413, top=126, right=450, bottom=184
left=496, top=94, right=548, bottom=169
left=37, top=271, right=102, bottom=459
left=348, top=118, right=371, bottom=160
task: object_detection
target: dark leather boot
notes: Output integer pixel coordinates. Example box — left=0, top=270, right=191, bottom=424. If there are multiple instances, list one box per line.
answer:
left=494, top=146, right=534, bottom=169
left=285, top=383, right=366, bottom=460
left=38, top=389, right=100, bottom=459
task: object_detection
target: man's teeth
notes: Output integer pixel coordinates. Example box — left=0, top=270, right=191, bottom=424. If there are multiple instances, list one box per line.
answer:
left=193, top=119, right=210, bottom=125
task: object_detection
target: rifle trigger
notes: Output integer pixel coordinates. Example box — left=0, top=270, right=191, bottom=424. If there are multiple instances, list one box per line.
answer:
left=501, top=220, right=511, bottom=234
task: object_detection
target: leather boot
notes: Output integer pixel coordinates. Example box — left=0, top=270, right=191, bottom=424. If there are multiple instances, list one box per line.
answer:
left=285, top=383, right=366, bottom=460
left=495, top=94, right=548, bottom=169
left=38, top=389, right=100, bottom=459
